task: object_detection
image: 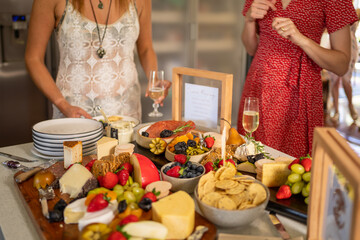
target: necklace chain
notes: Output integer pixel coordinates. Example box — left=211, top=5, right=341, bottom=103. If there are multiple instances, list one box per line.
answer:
left=90, top=0, right=112, bottom=58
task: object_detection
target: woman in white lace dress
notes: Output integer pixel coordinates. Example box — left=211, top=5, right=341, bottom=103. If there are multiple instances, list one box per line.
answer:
left=25, top=0, right=171, bottom=121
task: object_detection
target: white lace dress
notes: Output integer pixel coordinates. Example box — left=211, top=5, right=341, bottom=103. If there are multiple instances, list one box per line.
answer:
left=54, top=0, right=141, bottom=120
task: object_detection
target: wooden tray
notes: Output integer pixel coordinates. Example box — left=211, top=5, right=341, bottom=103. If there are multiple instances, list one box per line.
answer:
left=14, top=155, right=216, bottom=240
left=134, top=142, right=308, bottom=224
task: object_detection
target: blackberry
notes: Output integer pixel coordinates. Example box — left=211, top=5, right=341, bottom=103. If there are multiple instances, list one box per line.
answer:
left=247, top=153, right=265, bottom=164
left=138, top=198, right=152, bottom=212
left=164, top=166, right=171, bottom=173
left=196, top=166, right=204, bottom=173
left=187, top=139, right=197, bottom=148
left=174, top=142, right=187, bottom=154
left=142, top=131, right=149, bottom=137
left=160, top=129, right=173, bottom=138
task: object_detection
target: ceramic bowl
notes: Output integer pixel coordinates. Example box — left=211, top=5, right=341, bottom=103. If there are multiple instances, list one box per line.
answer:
left=135, top=124, right=174, bottom=149
left=194, top=178, right=270, bottom=228
left=160, top=162, right=205, bottom=194
left=164, top=145, right=212, bottom=163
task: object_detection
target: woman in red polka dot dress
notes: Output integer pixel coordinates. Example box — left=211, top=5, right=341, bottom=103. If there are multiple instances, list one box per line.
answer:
left=238, top=0, right=358, bottom=158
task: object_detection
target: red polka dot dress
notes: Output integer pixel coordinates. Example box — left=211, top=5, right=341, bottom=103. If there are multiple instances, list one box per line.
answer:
left=238, top=0, right=357, bottom=158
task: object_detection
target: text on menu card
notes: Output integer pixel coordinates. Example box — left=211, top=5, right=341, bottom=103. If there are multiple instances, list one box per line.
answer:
left=184, top=83, right=219, bottom=129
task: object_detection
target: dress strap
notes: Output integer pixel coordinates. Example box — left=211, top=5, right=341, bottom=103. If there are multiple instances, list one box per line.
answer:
left=133, top=0, right=138, bottom=16
left=55, top=0, right=69, bottom=32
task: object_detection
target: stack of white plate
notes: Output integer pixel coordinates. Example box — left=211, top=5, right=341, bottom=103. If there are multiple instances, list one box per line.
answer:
left=31, top=118, right=103, bottom=160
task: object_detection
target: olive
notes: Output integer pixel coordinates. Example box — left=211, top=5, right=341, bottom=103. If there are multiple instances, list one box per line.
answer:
left=117, top=200, right=127, bottom=213
left=138, top=197, right=152, bottom=212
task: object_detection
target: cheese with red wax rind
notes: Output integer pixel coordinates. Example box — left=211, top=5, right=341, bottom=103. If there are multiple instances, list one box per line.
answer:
left=131, top=153, right=160, bottom=188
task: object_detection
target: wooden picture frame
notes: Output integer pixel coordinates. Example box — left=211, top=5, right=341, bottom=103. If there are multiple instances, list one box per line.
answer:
left=308, top=127, right=360, bottom=240
left=172, top=67, right=233, bottom=133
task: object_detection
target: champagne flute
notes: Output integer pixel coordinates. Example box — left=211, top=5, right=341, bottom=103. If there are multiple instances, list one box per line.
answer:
left=148, top=70, right=165, bottom=117
left=242, top=97, right=259, bottom=139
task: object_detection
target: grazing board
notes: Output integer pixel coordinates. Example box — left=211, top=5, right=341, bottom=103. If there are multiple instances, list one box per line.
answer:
left=133, top=142, right=308, bottom=224
left=14, top=155, right=216, bottom=240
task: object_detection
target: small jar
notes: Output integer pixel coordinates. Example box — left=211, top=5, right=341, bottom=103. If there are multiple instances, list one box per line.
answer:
left=109, top=121, right=133, bottom=144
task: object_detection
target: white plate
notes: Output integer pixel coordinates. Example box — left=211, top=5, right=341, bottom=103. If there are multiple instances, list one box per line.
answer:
left=31, top=146, right=96, bottom=159
left=32, top=126, right=103, bottom=140
left=93, top=115, right=140, bottom=127
left=32, top=131, right=103, bottom=144
left=32, top=118, right=103, bottom=137
left=33, top=142, right=97, bottom=152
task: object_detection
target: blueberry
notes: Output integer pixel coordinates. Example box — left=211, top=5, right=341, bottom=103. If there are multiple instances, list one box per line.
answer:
left=164, top=166, right=171, bottom=173
left=196, top=166, right=204, bottom=173
left=174, top=162, right=181, bottom=167
left=171, top=163, right=177, bottom=168
left=186, top=172, right=192, bottom=178
left=196, top=172, right=202, bottom=176
left=185, top=161, right=192, bottom=167
left=179, top=175, right=185, bottom=178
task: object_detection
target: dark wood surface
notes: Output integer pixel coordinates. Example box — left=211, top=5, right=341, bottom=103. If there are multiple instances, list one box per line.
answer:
left=14, top=154, right=216, bottom=240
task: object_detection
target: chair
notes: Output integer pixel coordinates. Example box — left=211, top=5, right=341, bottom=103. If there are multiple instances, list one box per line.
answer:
left=172, top=67, right=233, bottom=133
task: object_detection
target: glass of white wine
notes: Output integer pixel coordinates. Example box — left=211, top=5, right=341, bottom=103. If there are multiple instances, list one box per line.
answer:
left=242, top=97, right=259, bottom=139
left=148, top=70, right=165, bottom=117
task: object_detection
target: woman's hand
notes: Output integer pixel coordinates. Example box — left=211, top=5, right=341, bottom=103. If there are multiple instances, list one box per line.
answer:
left=145, top=79, right=172, bottom=107
left=272, top=17, right=307, bottom=46
left=246, top=0, right=276, bottom=22
left=57, top=99, right=93, bottom=119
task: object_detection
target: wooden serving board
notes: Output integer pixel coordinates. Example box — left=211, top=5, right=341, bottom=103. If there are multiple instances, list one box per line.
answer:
left=14, top=155, right=216, bottom=240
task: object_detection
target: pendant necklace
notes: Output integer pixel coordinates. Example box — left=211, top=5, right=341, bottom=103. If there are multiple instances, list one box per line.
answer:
left=98, top=0, right=104, bottom=9
left=90, top=0, right=112, bottom=58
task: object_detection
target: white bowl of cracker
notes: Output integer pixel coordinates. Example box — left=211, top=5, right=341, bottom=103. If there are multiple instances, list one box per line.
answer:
left=194, top=166, right=270, bottom=228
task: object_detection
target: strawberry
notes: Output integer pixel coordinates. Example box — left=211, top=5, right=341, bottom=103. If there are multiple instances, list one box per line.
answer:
left=174, top=154, right=188, bottom=165
left=66, top=162, right=81, bottom=170
left=204, top=162, right=215, bottom=173
left=107, top=231, right=127, bottom=240
left=166, top=166, right=181, bottom=178
left=141, top=191, right=159, bottom=203
left=119, top=214, right=139, bottom=226
left=217, top=159, right=236, bottom=168
left=87, top=193, right=110, bottom=212
left=300, top=155, right=312, bottom=172
left=120, top=162, right=133, bottom=174
left=204, top=136, right=215, bottom=148
left=117, top=169, right=129, bottom=186
left=97, top=176, right=104, bottom=187
left=85, top=159, right=96, bottom=171
left=276, top=185, right=292, bottom=200
left=288, top=158, right=300, bottom=170
left=102, top=172, right=118, bottom=189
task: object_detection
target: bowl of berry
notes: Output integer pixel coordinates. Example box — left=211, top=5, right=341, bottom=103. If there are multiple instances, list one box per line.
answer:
left=161, top=154, right=205, bottom=194
left=165, top=132, right=214, bottom=163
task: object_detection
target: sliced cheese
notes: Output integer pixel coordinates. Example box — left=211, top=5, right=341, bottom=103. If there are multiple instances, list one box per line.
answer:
left=152, top=191, right=195, bottom=239
left=96, top=137, right=118, bottom=160
left=59, top=164, right=93, bottom=198
left=64, top=198, right=87, bottom=224
left=78, top=207, right=114, bottom=231
left=122, top=221, right=168, bottom=239
left=63, top=141, right=82, bottom=169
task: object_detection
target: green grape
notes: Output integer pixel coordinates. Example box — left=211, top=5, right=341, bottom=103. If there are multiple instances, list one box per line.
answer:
left=306, top=182, right=311, bottom=192
left=113, top=185, right=124, bottom=197
left=132, top=187, right=145, bottom=202
left=117, top=195, right=125, bottom=203
left=130, top=182, right=140, bottom=188
left=302, top=186, right=309, bottom=197
left=302, top=172, right=311, bottom=182
left=285, top=180, right=293, bottom=187
left=291, top=181, right=305, bottom=194
left=124, top=191, right=136, bottom=203
left=304, top=197, right=309, bottom=205
left=128, top=202, right=139, bottom=210
left=288, top=173, right=302, bottom=183
left=291, top=163, right=305, bottom=175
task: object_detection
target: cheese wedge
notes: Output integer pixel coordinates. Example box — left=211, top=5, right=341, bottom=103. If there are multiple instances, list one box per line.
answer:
left=78, top=207, right=114, bottom=231
left=64, top=198, right=87, bottom=224
left=63, top=141, right=82, bottom=169
left=59, top=164, right=93, bottom=198
left=255, top=157, right=293, bottom=187
left=97, top=137, right=118, bottom=160
left=152, top=191, right=195, bottom=239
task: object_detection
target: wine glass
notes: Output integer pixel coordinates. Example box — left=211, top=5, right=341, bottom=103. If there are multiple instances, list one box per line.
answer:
left=148, top=70, right=165, bottom=117
left=242, top=97, right=259, bottom=139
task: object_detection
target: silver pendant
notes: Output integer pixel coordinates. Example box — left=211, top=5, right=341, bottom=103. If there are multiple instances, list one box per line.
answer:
left=98, top=0, right=104, bottom=9
left=97, top=47, right=106, bottom=58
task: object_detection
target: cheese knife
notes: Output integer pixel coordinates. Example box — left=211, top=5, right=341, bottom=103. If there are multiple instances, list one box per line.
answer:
left=0, top=151, right=38, bottom=162
left=38, top=186, right=55, bottom=219
left=269, top=211, right=291, bottom=240
left=11, top=159, right=57, bottom=183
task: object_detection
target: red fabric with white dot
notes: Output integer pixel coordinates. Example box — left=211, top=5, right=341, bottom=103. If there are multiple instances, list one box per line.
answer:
left=238, top=0, right=357, bottom=158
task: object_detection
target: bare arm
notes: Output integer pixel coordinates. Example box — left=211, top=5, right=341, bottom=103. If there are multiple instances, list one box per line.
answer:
left=25, top=0, right=91, bottom=118
left=241, top=0, right=276, bottom=56
left=136, top=0, right=171, bottom=105
left=273, top=18, right=351, bottom=76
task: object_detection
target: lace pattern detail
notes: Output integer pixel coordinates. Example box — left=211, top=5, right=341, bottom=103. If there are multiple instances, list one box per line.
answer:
left=54, top=2, right=141, bottom=120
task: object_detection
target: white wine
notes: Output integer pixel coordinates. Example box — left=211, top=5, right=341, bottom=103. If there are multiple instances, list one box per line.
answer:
left=149, top=87, right=164, bottom=100
left=242, top=111, right=259, bottom=133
